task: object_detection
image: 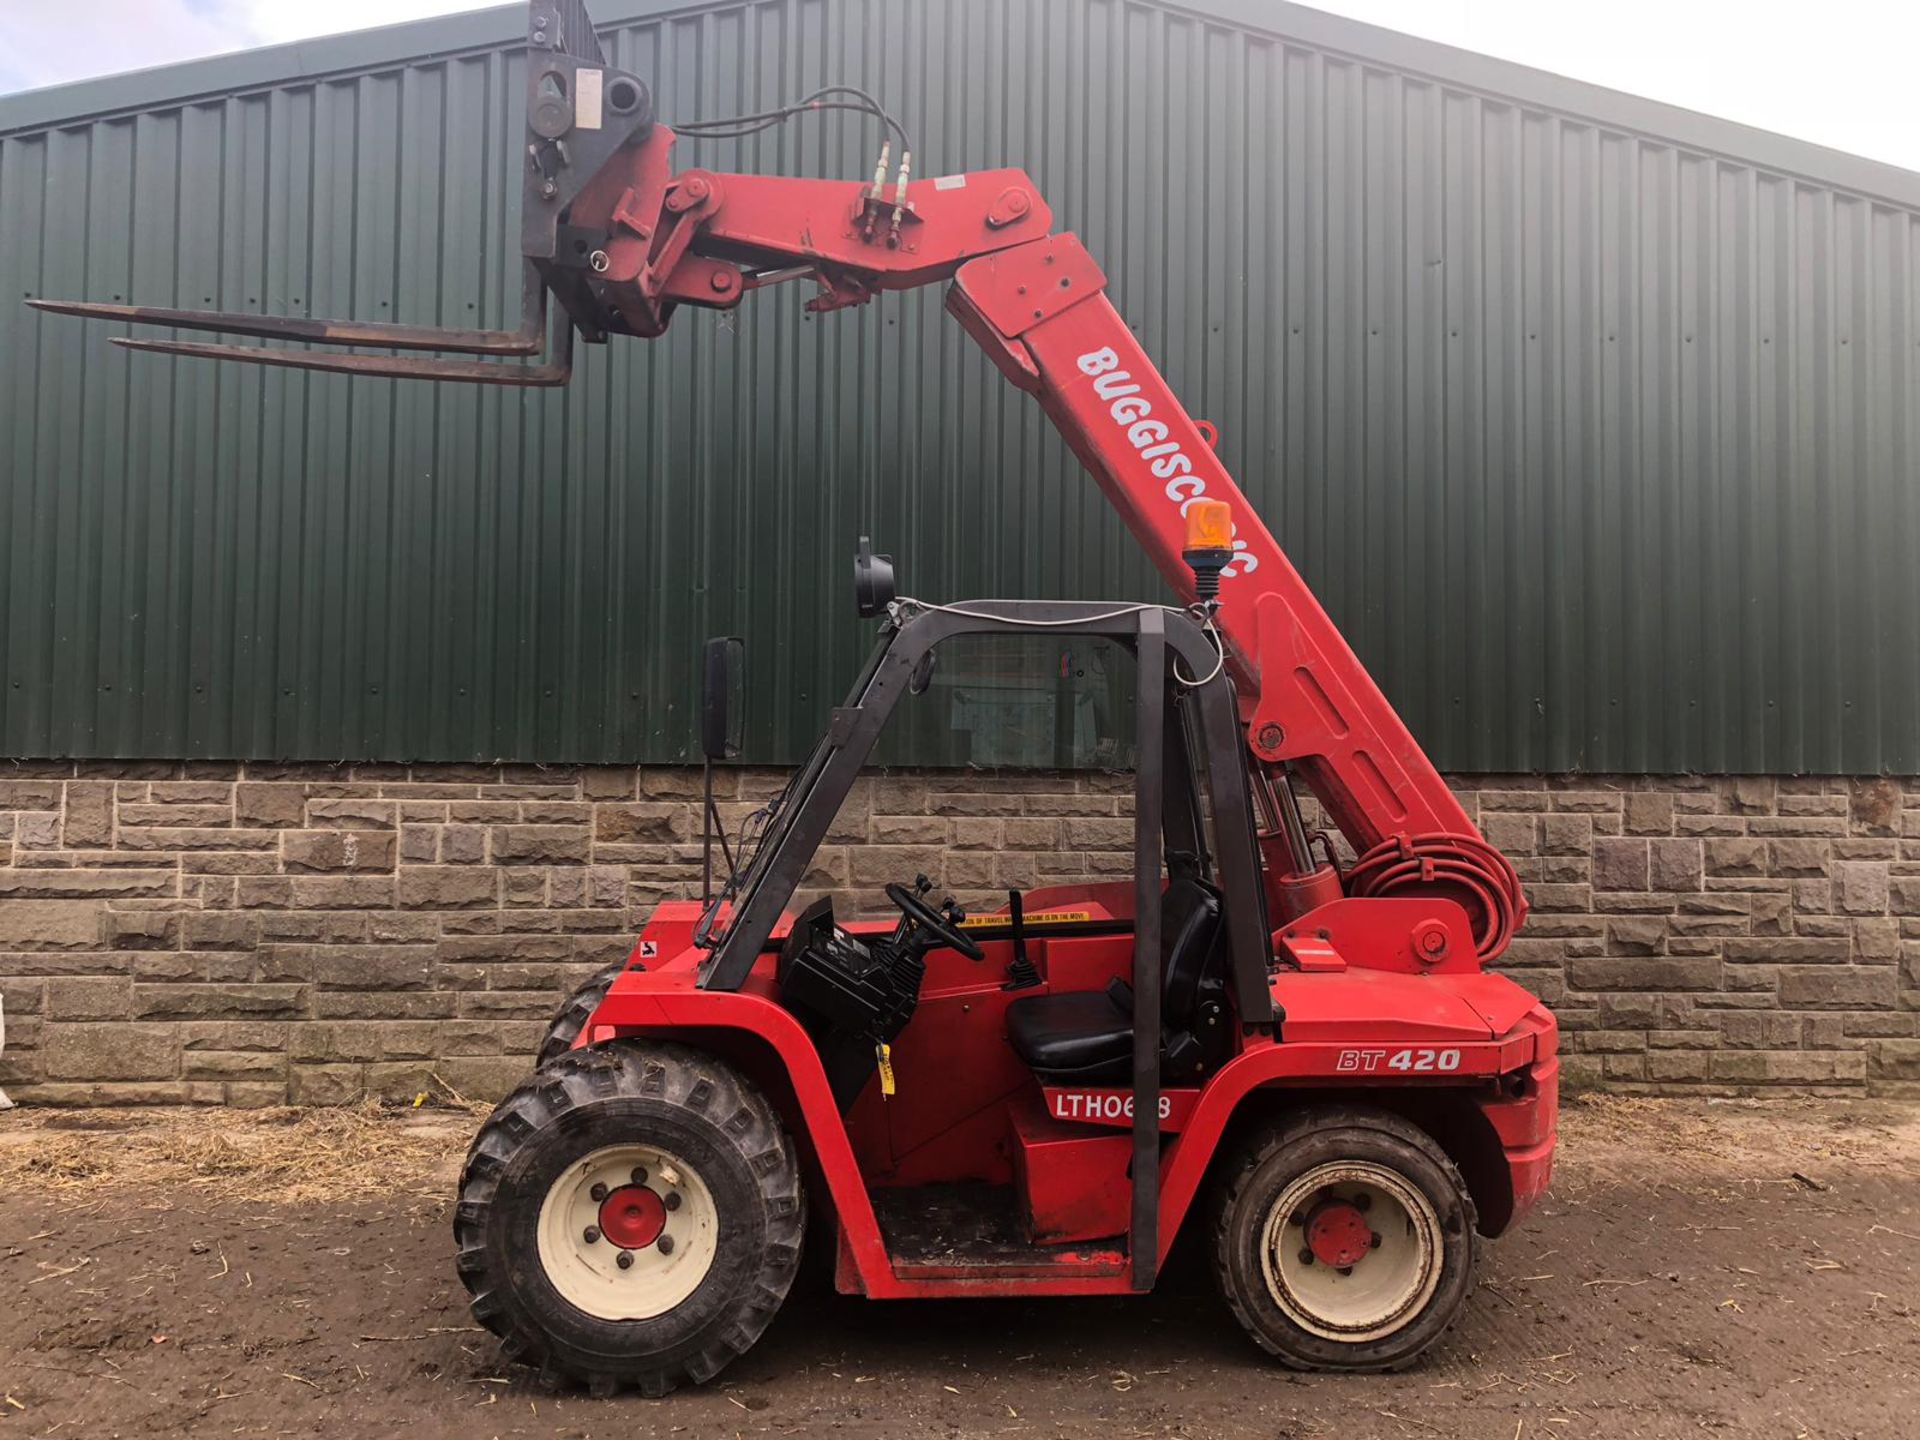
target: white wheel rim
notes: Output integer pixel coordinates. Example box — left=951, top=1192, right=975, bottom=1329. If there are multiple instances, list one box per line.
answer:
left=1258, top=1160, right=1444, bottom=1342
left=535, top=1142, right=719, bottom=1321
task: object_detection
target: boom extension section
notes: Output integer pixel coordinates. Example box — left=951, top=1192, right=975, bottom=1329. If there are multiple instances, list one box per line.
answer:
left=31, top=1, right=1524, bottom=960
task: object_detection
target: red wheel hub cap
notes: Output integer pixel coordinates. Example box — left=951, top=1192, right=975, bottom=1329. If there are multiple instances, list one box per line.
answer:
left=598, top=1184, right=666, bottom=1251
left=1305, top=1200, right=1373, bottom=1268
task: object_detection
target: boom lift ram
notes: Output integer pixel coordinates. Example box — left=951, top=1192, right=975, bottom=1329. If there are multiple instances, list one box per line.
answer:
left=35, top=0, right=1557, bottom=1394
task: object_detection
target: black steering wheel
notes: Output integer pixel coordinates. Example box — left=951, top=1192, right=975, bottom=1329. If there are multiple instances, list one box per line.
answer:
left=885, top=881, right=985, bottom=960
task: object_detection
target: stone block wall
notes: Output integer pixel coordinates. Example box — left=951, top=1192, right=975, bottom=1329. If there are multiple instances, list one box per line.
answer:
left=0, top=763, right=1914, bottom=1104
left=1429, top=775, right=1918, bottom=1094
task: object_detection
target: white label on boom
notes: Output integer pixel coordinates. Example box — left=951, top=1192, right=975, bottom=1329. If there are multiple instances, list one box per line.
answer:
left=575, top=69, right=604, bottom=130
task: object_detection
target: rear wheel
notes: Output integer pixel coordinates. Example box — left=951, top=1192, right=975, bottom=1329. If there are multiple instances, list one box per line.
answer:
left=1212, top=1107, right=1476, bottom=1371
left=456, top=1042, right=805, bottom=1395
left=536, top=962, right=625, bottom=1067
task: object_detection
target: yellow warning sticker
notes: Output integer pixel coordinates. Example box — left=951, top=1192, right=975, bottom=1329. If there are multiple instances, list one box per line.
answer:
left=875, top=1042, right=896, bottom=1097
left=957, top=909, right=1094, bottom=928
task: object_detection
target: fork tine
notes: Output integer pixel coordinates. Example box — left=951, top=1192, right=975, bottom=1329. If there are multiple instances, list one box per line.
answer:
left=26, top=262, right=552, bottom=356
left=27, top=299, right=543, bottom=356
left=109, top=321, right=573, bottom=387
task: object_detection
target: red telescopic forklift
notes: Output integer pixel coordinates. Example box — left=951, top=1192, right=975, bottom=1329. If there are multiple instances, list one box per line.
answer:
left=35, top=0, right=1557, bottom=1395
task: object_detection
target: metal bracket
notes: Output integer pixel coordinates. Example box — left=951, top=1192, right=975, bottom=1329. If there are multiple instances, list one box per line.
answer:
left=950, top=233, right=1105, bottom=338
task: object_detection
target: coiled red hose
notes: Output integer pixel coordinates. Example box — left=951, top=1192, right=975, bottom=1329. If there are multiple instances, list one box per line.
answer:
left=1345, top=832, right=1529, bottom=960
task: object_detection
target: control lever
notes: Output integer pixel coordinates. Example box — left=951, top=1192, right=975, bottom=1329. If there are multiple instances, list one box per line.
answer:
left=1002, top=889, right=1040, bottom=990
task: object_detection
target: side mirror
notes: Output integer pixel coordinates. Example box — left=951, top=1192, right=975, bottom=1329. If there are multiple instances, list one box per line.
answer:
left=854, top=535, right=896, bottom=618
left=701, top=636, right=746, bottom=761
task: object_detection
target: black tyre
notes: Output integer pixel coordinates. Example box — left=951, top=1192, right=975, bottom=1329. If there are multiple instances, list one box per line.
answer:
left=536, top=962, right=625, bottom=1068
left=1212, top=1106, right=1476, bottom=1371
left=455, top=1042, right=806, bottom=1395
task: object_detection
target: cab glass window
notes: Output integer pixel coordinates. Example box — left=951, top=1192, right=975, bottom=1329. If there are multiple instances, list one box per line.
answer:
left=871, top=633, right=1136, bottom=770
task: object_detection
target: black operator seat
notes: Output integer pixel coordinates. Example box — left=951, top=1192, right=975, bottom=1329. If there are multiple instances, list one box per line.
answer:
left=1004, top=876, right=1230, bottom=1086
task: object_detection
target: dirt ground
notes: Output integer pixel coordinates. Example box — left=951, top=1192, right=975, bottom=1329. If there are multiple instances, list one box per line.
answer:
left=1, top=1097, right=1915, bottom=1440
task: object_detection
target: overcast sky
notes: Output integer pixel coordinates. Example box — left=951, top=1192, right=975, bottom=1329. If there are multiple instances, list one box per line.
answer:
left=2, top=1, right=1915, bottom=173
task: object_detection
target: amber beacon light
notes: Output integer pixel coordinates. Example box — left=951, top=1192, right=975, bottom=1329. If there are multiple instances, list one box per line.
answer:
left=1181, top=499, right=1235, bottom=606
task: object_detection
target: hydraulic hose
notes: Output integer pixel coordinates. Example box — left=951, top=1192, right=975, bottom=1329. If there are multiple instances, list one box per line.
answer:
left=1344, top=832, right=1529, bottom=961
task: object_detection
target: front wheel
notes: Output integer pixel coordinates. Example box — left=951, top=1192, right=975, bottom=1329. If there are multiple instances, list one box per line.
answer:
left=455, top=1042, right=805, bottom=1395
left=1212, top=1106, right=1476, bottom=1371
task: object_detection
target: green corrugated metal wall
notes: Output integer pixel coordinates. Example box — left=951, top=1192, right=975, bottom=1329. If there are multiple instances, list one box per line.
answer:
left=2, top=0, right=1917, bottom=771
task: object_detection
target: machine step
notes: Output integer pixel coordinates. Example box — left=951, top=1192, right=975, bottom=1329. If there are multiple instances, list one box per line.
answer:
left=869, top=1182, right=1125, bottom=1280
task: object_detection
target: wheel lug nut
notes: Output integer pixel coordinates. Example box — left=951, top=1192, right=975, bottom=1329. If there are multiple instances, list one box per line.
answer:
left=1298, top=1248, right=1315, bottom=1266
left=663, top=1192, right=682, bottom=1212
left=616, top=1249, right=635, bottom=1269
left=658, top=1235, right=675, bottom=1256
left=1338, top=1265, right=1354, bottom=1276
left=630, top=1166, right=648, bottom=1185
left=589, top=1183, right=609, bottom=1202
left=583, top=1225, right=601, bottom=1244
left=1370, top=1232, right=1383, bottom=1249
